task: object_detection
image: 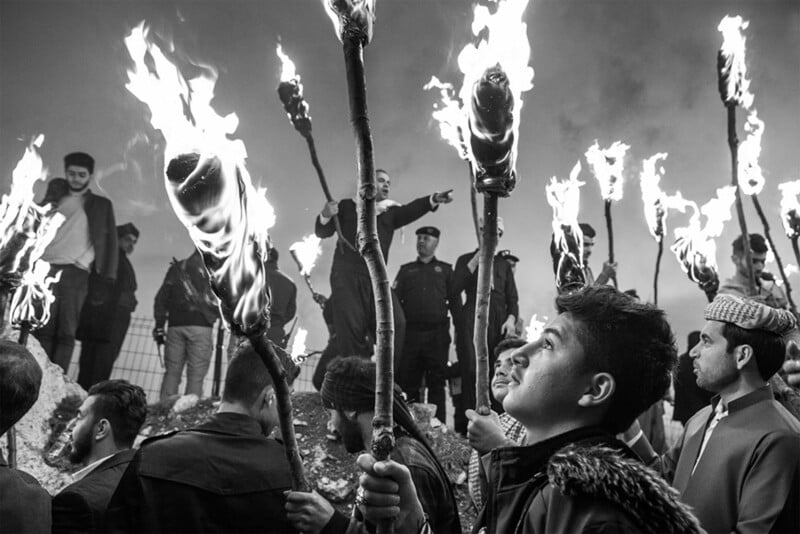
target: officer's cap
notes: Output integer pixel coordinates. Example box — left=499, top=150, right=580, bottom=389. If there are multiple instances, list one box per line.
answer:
left=416, top=226, right=440, bottom=238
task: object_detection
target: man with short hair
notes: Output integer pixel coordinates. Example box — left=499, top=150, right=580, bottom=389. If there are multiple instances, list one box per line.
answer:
left=107, top=343, right=298, bottom=533
left=36, top=152, right=118, bottom=371
left=52, top=379, right=147, bottom=533
left=393, top=226, right=460, bottom=422
left=0, top=340, right=51, bottom=533
left=628, top=294, right=800, bottom=534
left=285, top=356, right=461, bottom=534
left=153, top=249, right=219, bottom=400
left=353, top=286, right=704, bottom=534
left=77, top=223, right=140, bottom=389
left=578, top=222, right=616, bottom=286
left=315, top=168, right=453, bottom=359
left=719, top=233, right=788, bottom=309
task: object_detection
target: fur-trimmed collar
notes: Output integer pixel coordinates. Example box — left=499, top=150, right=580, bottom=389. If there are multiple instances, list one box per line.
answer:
left=548, top=444, right=704, bottom=534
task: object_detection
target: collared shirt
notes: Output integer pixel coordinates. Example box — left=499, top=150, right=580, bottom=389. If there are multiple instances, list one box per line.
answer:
left=71, top=453, right=115, bottom=482
left=691, top=401, right=728, bottom=475
left=42, top=192, right=95, bottom=269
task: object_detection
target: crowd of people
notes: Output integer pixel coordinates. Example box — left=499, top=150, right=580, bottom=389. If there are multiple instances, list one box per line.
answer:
left=1, top=157, right=800, bottom=533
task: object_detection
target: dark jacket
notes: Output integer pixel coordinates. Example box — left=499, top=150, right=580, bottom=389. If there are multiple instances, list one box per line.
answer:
left=0, top=451, right=52, bottom=533
left=266, top=262, right=297, bottom=345
left=153, top=252, right=218, bottom=329
left=394, top=257, right=461, bottom=328
left=453, top=250, right=519, bottom=322
left=77, top=249, right=138, bottom=342
left=52, top=449, right=136, bottom=534
left=315, top=197, right=436, bottom=277
left=475, top=427, right=703, bottom=534
left=106, top=412, right=293, bottom=533
left=84, top=190, right=118, bottom=280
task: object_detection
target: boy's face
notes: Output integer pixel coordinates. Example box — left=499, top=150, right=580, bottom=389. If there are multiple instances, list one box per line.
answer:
left=503, top=313, right=595, bottom=429
left=490, top=348, right=516, bottom=402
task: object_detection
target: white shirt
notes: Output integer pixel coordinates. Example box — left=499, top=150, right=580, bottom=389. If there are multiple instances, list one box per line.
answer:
left=71, top=453, right=114, bottom=482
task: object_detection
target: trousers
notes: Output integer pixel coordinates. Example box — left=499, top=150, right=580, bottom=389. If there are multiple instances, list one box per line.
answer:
left=160, top=325, right=213, bottom=400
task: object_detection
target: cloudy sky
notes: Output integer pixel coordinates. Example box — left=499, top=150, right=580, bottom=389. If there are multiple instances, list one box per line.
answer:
left=2, top=0, right=799, bottom=353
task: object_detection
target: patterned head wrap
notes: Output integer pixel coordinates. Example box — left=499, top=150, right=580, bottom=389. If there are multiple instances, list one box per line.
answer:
left=705, top=294, right=797, bottom=336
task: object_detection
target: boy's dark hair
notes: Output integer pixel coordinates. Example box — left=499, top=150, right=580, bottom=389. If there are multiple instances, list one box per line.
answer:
left=64, top=152, right=95, bottom=174
left=0, top=340, right=42, bottom=436
left=555, top=285, right=677, bottom=433
left=721, top=323, right=785, bottom=380
left=579, top=222, right=596, bottom=238
left=494, top=337, right=527, bottom=359
left=87, top=380, right=147, bottom=448
left=732, top=233, right=768, bottom=256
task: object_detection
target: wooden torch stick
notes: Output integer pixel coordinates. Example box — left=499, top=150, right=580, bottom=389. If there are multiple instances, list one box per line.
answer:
left=653, top=239, right=663, bottom=307
left=751, top=194, right=796, bottom=312
left=474, top=193, right=499, bottom=415
left=604, top=199, right=618, bottom=288
left=728, top=106, right=757, bottom=296
left=468, top=163, right=481, bottom=247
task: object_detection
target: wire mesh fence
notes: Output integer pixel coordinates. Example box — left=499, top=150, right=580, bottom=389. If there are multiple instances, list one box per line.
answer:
left=66, top=315, right=321, bottom=403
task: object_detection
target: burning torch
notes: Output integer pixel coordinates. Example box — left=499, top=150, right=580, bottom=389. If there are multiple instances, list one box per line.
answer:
left=718, top=15, right=757, bottom=296
left=276, top=44, right=356, bottom=253
left=289, top=234, right=326, bottom=309
left=779, top=180, right=800, bottom=294
left=585, top=140, right=630, bottom=289
left=124, top=23, right=308, bottom=491
left=322, top=0, right=396, bottom=479
left=546, top=162, right=586, bottom=293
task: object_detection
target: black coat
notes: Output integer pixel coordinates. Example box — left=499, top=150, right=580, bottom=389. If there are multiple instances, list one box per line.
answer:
left=52, top=449, right=136, bottom=533
left=106, top=412, right=294, bottom=533
left=0, top=452, right=51, bottom=533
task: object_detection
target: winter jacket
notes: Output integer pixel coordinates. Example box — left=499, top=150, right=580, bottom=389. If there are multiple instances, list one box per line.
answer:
left=153, top=252, right=218, bottom=329
left=474, top=426, right=703, bottom=534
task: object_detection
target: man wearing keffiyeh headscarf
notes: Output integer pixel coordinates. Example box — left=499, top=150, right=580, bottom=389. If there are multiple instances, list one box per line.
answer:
left=627, top=294, right=800, bottom=534
left=285, top=356, right=461, bottom=534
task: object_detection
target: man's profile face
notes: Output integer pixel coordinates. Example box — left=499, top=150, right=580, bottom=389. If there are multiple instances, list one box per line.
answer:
left=733, top=250, right=766, bottom=280
left=582, top=235, right=594, bottom=262
left=376, top=171, right=391, bottom=202
left=65, top=165, right=92, bottom=193
left=119, top=233, right=138, bottom=256
left=690, top=320, right=738, bottom=393
left=331, top=409, right=365, bottom=454
left=503, top=313, right=595, bottom=428
left=416, top=234, right=438, bottom=258
left=68, top=396, right=98, bottom=464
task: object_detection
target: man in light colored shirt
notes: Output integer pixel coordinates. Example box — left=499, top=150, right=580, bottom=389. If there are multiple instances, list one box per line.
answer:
left=35, top=152, right=118, bottom=372
left=51, top=379, right=146, bottom=534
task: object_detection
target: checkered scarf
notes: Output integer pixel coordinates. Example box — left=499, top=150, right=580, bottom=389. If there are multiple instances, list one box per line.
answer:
left=705, top=294, right=797, bottom=335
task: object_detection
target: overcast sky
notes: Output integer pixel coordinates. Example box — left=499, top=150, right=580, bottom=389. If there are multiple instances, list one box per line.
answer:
left=2, top=0, right=799, bottom=353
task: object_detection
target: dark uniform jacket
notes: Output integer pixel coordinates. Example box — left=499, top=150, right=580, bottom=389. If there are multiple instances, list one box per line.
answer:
left=106, top=412, right=293, bottom=533
left=394, top=257, right=460, bottom=328
left=315, top=197, right=437, bottom=277
left=52, top=449, right=136, bottom=534
left=0, top=451, right=51, bottom=534
left=475, top=427, right=703, bottom=534
left=453, top=250, right=519, bottom=326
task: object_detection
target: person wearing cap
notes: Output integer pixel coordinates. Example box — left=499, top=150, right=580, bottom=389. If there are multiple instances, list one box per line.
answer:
left=718, top=233, right=789, bottom=309
left=393, top=226, right=460, bottom=423
left=498, top=249, right=519, bottom=274
left=76, top=223, right=139, bottom=389
left=314, top=168, right=453, bottom=360
left=35, top=152, right=119, bottom=372
left=626, top=294, right=800, bottom=534
left=452, top=217, right=519, bottom=433
left=284, top=356, right=461, bottom=534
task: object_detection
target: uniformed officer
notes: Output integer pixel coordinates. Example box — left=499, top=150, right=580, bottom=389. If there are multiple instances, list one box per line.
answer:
left=393, top=226, right=460, bottom=423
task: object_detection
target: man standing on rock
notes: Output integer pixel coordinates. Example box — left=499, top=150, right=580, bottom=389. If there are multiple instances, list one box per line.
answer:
left=52, top=379, right=147, bottom=533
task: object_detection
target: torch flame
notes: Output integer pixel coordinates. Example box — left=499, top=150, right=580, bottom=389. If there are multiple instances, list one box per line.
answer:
left=289, top=234, right=322, bottom=276
left=737, top=109, right=765, bottom=196
left=322, top=0, right=376, bottom=44
left=718, top=15, right=754, bottom=109
left=124, top=21, right=275, bottom=335
left=423, top=76, right=469, bottom=160
left=778, top=180, right=800, bottom=239
left=10, top=261, right=62, bottom=328
left=585, top=140, right=630, bottom=202
left=670, top=186, right=736, bottom=283
left=290, top=327, right=308, bottom=363
left=639, top=153, right=694, bottom=243
left=276, top=43, right=297, bottom=82
left=546, top=161, right=586, bottom=289
left=525, top=314, right=547, bottom=342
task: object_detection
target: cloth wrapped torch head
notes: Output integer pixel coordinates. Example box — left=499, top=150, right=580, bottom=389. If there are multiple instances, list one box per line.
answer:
left=277, top=79, right=311, bottom=138
left=469, top=66, right=517, bottom=197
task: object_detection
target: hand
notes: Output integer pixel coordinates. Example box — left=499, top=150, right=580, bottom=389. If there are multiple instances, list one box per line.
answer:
left=285, top=490, right=334, bottom=534
left=467, top=251, right=480, bottom=273
left=321, top=200, right=339, bottom=218
left=432, top=189, right=454, bottom=204
left=501, top=316, right=516, bottom=337
left=312, top=293, right=329, bottom=307
left=601, top=261, right=617, bottom=279
left=465, top=409, right=506, bottom=454
left=356, top=454, right=425, bottom=532
left=783, top=342, right=800, bottom=387
left=152, top=327, right=166, bottom=345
